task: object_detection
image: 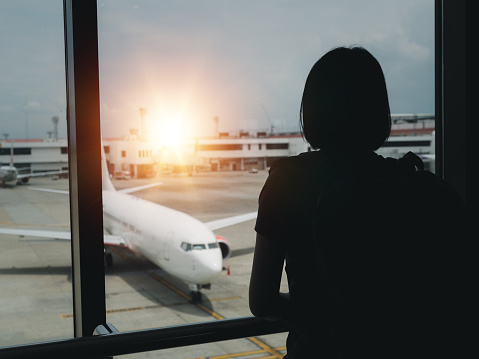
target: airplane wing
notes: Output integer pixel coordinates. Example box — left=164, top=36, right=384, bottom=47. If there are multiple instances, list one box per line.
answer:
left=17, top=169, right=68, bottom=179
left=0, top=227, right=71, bottom=240
left=29, top=187, right=68, bottom=194
left=118, top=182, right=163, bottom=194
left=103, top=235, right=130, bottom=247
left=205, top=211, right=257, bottom=231
left=30, top=182, right=163, bottom=195
left=28, top=186, right=257, bottom=232
left=0, top=227, right=130, bottom=248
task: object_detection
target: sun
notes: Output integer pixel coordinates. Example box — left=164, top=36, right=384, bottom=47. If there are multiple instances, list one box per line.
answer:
left=157, top=118, right=183, bottom=147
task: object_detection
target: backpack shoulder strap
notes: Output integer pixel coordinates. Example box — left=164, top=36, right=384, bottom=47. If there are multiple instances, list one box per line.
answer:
left=397, top=151, right=424, bottom=172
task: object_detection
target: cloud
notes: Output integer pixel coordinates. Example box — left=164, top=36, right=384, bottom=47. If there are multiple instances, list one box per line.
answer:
left=0, top=104, right=16, bottom=113
left=397, top=37, right=430, bottom=61
left=26, top=101, right=41, bottom=109
left=2, top=0, right=435, bottom=139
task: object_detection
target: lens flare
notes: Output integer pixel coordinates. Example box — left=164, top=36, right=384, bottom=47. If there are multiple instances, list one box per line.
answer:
left=150, top=117, right=183, bottom=147
left=161, top=120, right=182, bottom=146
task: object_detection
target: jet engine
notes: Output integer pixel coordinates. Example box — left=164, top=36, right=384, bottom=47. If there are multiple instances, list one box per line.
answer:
left=215, top=235, right=231, bottom=260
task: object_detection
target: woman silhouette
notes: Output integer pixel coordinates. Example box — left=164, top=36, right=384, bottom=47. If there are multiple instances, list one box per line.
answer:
left=249, top=46, right=466, bottom=358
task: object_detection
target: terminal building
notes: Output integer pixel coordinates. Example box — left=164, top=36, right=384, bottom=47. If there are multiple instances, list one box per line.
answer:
left=103, top=115, right=435, bottom=177
left=0, top=138, right=69, bottom=175
left=1, top=116, right=436, bottom=179
left=103, top=133, right=310, bottom=177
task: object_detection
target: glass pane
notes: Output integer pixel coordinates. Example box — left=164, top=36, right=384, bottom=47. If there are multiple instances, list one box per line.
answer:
left=0, top=0, right=72, bottom=347
left=97, top=0, right=434, bottom=344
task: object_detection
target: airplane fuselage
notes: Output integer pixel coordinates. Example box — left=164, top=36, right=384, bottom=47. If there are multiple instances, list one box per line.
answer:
left=102, top=190, right=223, bottom=285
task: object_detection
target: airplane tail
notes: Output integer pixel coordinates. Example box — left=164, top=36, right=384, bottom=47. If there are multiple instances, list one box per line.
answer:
left=101, top=141, right=116, bottom=192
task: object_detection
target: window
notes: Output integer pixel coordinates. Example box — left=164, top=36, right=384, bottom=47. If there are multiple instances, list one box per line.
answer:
left=0, top=147, right=32, bottom=155
left=121, top=150, right=126, bottom=157
left=181, top=242, right=191, bottom=251
left=0, top=0, right=72, bottom=347
left=266, top=143, right=289, bottom=150
left=4, top=1, right=470, bottom=358
left=382, top=140, right=431, bottom=147
left=197, top=144, right=243, bottom=151
left=95, top=4, right=436, bottom=354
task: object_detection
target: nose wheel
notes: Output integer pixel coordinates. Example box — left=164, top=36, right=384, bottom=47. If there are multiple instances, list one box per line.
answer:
left=190, top=291, right=202, bottom=303
left=188, top=284, right=203, bottom=303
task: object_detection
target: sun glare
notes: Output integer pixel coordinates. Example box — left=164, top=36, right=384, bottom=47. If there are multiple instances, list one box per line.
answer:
left=157, top=118, right=183, bottom=147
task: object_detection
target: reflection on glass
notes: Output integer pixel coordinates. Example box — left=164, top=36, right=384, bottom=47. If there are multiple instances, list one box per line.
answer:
left=97, top=0, right=434, bottom=344
left=0, top=0, right=71, bottom=347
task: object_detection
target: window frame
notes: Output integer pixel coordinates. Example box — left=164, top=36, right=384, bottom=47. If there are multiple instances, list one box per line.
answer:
left=0, top=0, right=473, bottom=357
left=63, top=0, right=106, bottom=339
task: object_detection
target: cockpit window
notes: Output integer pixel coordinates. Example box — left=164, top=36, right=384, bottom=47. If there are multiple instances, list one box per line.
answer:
left=181, top=242, right=218, bottom=251
left=180, top=242, right=191, bottom=252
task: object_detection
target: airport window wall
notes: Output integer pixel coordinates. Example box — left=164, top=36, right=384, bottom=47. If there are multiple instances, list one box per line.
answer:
left=96, top=0, right=436, bottom=357
left=0, top=1, right=473, bottom=358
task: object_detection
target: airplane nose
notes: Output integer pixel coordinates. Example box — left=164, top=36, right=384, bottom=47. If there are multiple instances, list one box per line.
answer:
left=194, top=251, right=223, bottom=283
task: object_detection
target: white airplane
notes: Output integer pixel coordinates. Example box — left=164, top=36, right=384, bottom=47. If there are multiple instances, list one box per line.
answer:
left=1, top=140, right=67, bottom=187
left=0, top=141, right=19, bottom=186
left=0, top=164, right=18, bottom=187
left=0, top=167, right=68, bottom=187
left=0, top=146, right=257, bottom=302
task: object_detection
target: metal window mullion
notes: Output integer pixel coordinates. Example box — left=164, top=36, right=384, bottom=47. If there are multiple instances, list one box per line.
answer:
left=64, top=0, right=106, bottom=338
left=438, top=0, right=467, bottom=201
left=434, top=0, right=443, bottom=178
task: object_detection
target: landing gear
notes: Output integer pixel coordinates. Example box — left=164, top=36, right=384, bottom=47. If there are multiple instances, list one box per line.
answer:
left=188, top=284, right=203, bottom=303
left=190, top=291, right=202, bottom=303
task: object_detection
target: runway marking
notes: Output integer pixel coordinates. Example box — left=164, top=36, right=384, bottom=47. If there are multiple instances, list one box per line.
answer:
left=108, top=247, right=283, bottom=358
left=246, top=338, right=284, bottom=358
left=200, top=345, right=286, bottom=359
left=145, top=268, right=192, bottom=301
left=60, top=296, right=241, bottom=319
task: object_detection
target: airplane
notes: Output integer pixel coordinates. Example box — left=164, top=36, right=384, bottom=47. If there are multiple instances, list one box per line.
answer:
left=0, top=140, right=19, bottom=187
left=1, top=140, right=67, bottom=187
left=0, top=167, right=68, bottom=187
left=0, top=145, right=257, bottom=302
left=0, top=164, right=18, bottom=187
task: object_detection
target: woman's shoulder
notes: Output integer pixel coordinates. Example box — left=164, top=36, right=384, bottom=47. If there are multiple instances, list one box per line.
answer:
left=256, top=152, right=326, bottom=240
left=260, top=151, right=328, bottom=210
left=269, top=151, right=326, bottom=175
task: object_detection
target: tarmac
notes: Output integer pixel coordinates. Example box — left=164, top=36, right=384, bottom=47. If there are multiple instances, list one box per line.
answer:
left=0, top=170, right=288, bottom=358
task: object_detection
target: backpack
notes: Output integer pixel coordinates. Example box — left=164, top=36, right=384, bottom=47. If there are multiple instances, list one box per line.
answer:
left=312, top=151, right=466, bottom=357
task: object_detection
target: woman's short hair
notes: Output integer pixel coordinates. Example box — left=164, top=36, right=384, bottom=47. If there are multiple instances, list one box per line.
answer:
left=300, top=46, right=391, bottom=150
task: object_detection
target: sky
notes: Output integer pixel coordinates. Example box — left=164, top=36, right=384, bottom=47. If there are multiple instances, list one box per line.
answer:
left=0, top=0, right=434, bottom=141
